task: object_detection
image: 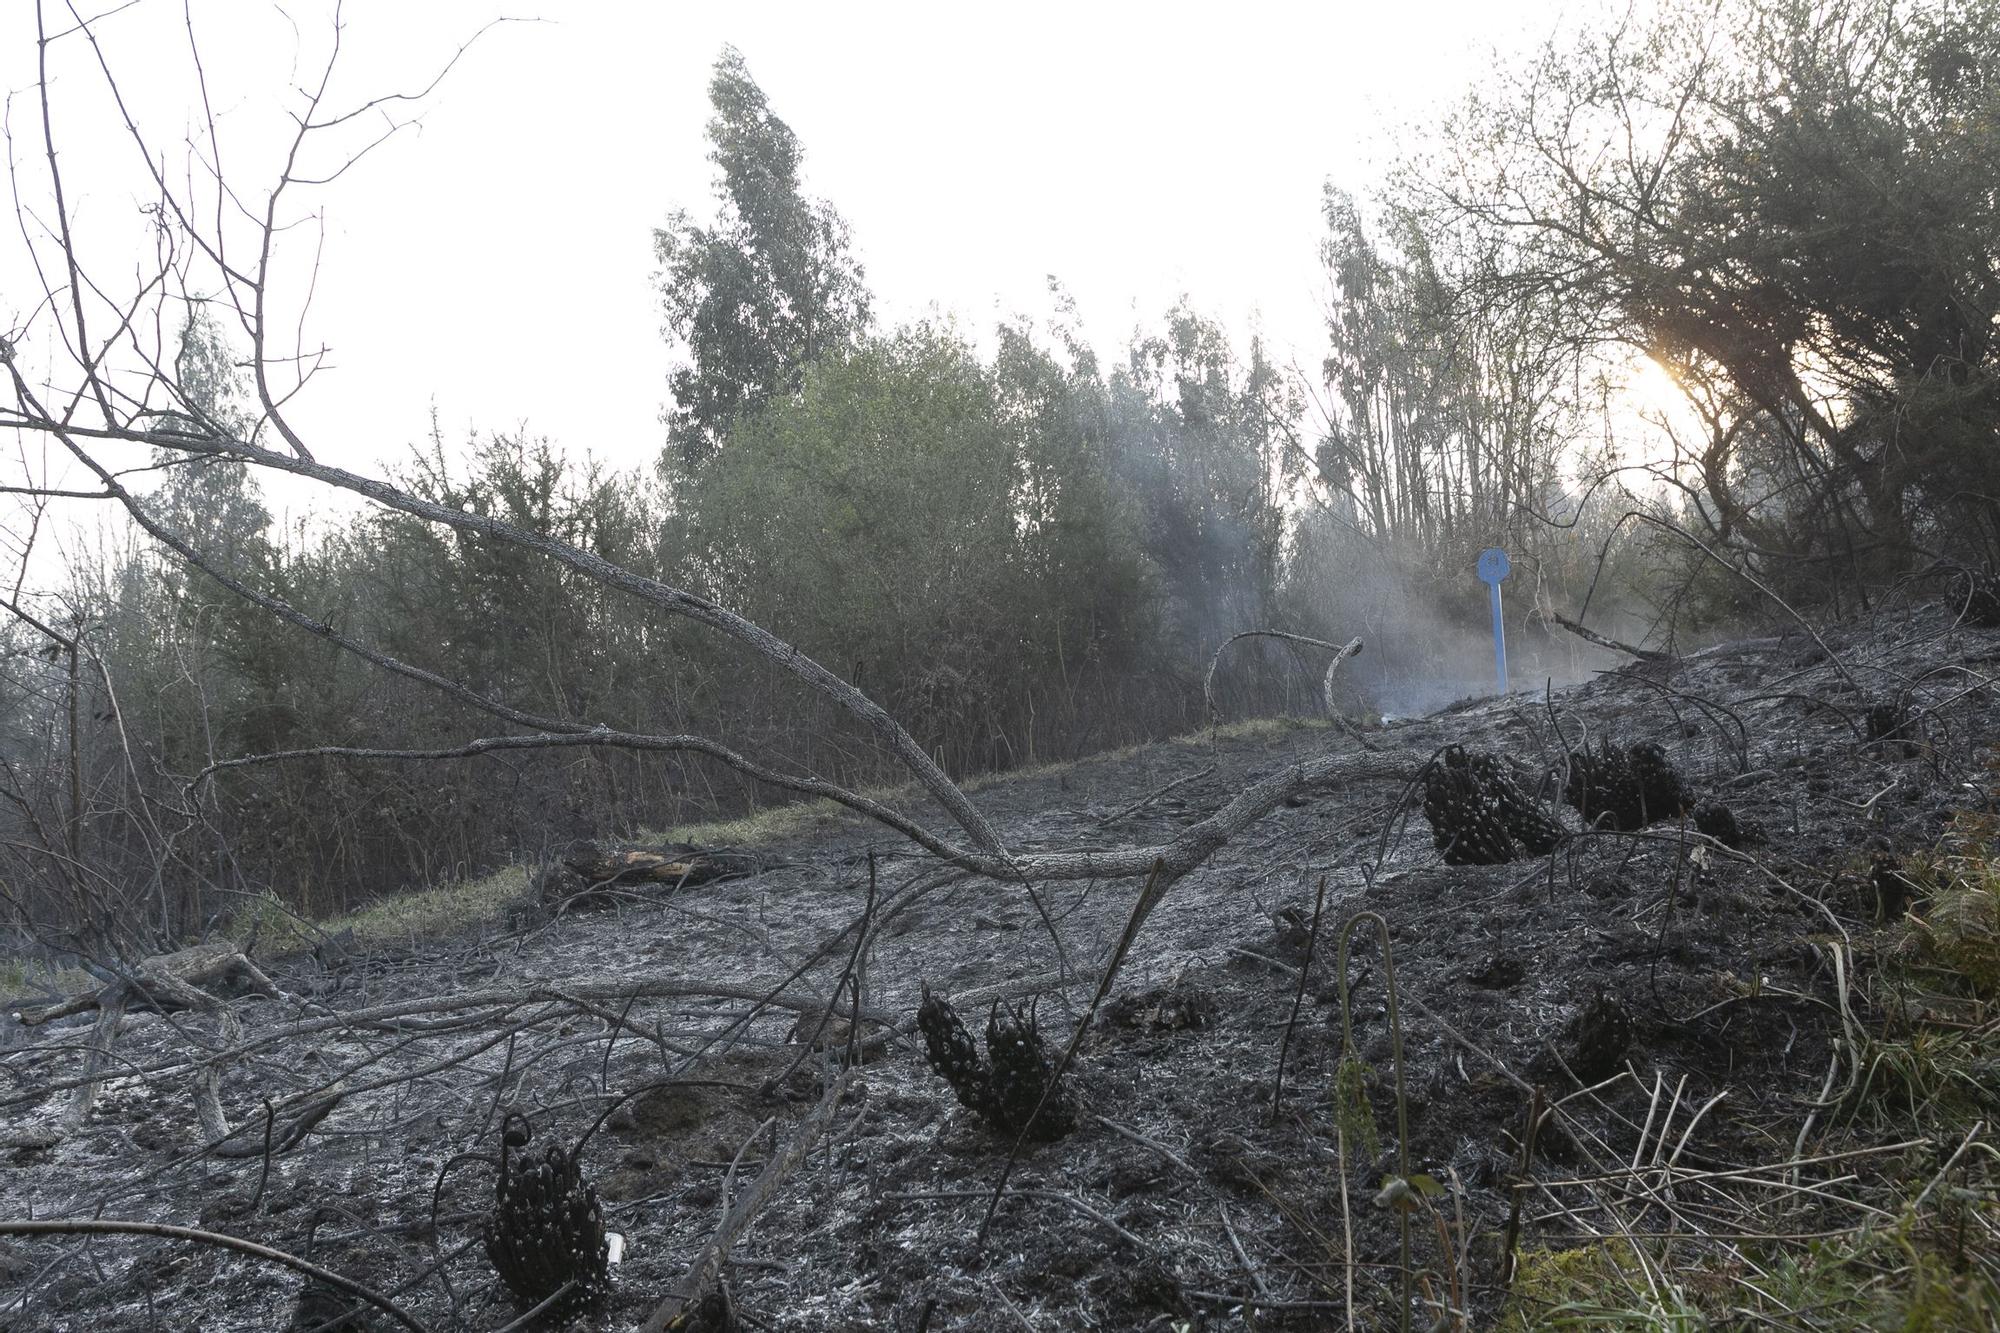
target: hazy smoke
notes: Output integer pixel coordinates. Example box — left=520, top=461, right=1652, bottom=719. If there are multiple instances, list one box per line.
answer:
left=1281, top=514, right=1627, bottom=719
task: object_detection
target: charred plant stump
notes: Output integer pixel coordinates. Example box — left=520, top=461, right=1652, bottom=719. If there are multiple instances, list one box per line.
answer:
left=1565, top=740, right=1760, bottom=845
left=1468, top=751, right=1567, bottom=854
left=1422, top=746, right=1518, bottom=864
left=1629, top=742, right=1692, bottom=824
left=984, top=999, right=1076, bottom=1140
left=1692, top=799, right=1757, bottom=848
left=916, top=988, right=1074, bottom=1140
left=1421, top=746, right=1565, bottom=864
left=1866, top=700, right=1919, bottom=757
left=483, top=1114, right=610, bottom=1320
left=1562, top=988, right=1633, bottom=1083
left=1563, top=740, right=1693, bottom=831
left=917, top=985, right=997, bottom=1122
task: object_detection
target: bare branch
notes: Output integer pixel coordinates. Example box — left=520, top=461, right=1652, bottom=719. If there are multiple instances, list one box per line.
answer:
left=0, top=1219, right=428, bottom=1332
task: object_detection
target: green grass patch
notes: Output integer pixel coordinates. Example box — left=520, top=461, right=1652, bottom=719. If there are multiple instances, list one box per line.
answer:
left=1502, top=1241, right=1704, bottom=1329
left=332, top=864, right=532, bottom=944
left=666, top=798, right=866, bottom=849
left=1906, top=845, right=2000, bottom=1000
left=1507, top=1225, right=1999, bottom=1330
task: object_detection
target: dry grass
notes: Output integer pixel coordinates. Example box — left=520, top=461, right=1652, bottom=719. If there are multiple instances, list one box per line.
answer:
left=1496, top=814, right=2000, bottom=1330
left=0, top=956, right=96, bottom=1001
left=231, top=865, right=533, bottom=957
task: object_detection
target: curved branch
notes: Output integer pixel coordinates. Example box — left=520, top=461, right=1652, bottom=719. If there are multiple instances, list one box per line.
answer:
left=0, top=1218, right=428, bottom=1332
left=1203, top=630, right=1364, bottom=722
left=1552, top=612, right=1670, bottom=663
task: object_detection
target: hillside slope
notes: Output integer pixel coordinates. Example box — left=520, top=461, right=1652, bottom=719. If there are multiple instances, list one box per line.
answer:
left=2, top=603, right=1996, bottom=1329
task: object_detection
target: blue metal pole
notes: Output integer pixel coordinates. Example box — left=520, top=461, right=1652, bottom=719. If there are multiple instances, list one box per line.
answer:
left=1489, top=579, right=1507, bottom=696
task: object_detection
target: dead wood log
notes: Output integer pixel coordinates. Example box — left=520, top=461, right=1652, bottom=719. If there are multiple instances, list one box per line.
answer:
left=12, top=942, right=280, bottom=1027
left=561, top=843, right=755, bottom=888
left=541, top=841, right=759, bottom=906
left=12, top=943, right=282, bottom=1135
left=1552, top=613, right=1671, bottom=663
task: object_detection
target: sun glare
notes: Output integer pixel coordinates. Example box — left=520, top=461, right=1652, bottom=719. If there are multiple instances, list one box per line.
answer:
left=1626, top=355, right=1696, bottom=424
left=1609, top=353, right=1710, bottom=462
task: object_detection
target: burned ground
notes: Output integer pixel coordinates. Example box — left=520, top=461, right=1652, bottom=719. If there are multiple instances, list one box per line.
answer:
left=1, top=603, right=1995, bottom=1330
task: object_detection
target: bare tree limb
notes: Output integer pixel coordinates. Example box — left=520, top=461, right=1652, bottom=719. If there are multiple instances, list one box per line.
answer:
left=1553, top=612, right=1670, bottom=663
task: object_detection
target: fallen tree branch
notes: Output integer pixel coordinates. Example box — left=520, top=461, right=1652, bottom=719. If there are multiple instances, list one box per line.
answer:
left=0, top=746, right=1411, bottom=1123
left=13, top=943, right=280, bottom=1027
left=12, top=944, right=282, bottom=1137
left=9, top=373, right=1007, bottom=857
left=188, top=732, right=973, bottom=867
left=949, top=748, right=1414, bottom=882
left=1095, top=763, right=1217, bottom=826
left=1553, top=613, right=1670, bottom=663
left=211, top=1085, right=344, bottom=1158
left=0, top=978, right=867, bottom=1110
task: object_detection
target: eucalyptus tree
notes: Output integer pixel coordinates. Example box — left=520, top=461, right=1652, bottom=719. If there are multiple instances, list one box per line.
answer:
left=655, top=47, right=872, bottom=472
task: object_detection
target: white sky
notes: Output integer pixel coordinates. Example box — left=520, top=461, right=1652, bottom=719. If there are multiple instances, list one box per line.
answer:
left=3, top=0, right=1569, bottom=497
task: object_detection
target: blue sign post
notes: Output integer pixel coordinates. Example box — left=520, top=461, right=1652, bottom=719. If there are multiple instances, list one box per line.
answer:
left=1477, top=547, right=1511, bottom=696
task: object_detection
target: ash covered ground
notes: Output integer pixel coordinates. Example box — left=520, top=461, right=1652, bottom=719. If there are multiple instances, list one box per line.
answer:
left=2, top=603, right=1994, bottom=1330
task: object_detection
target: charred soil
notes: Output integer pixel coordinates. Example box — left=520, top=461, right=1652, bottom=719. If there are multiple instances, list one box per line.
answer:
left=3, top=604, right=1998, bottom=1329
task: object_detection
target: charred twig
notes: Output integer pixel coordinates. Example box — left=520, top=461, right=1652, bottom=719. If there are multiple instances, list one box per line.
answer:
left=213, top=1086, right=343, bottom=1159
left=1088, top=1113, right=1198, bottom=1176
left=1499, top=1086, right=1547, bottom=1293
left=766, top=854, right=880, bottom=1091
left=1553, top=612, right=1671, bottom=663
left=1095, top=763, right=1217, bottom=827
left=1270, top=874, right=1330, bottom=1123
